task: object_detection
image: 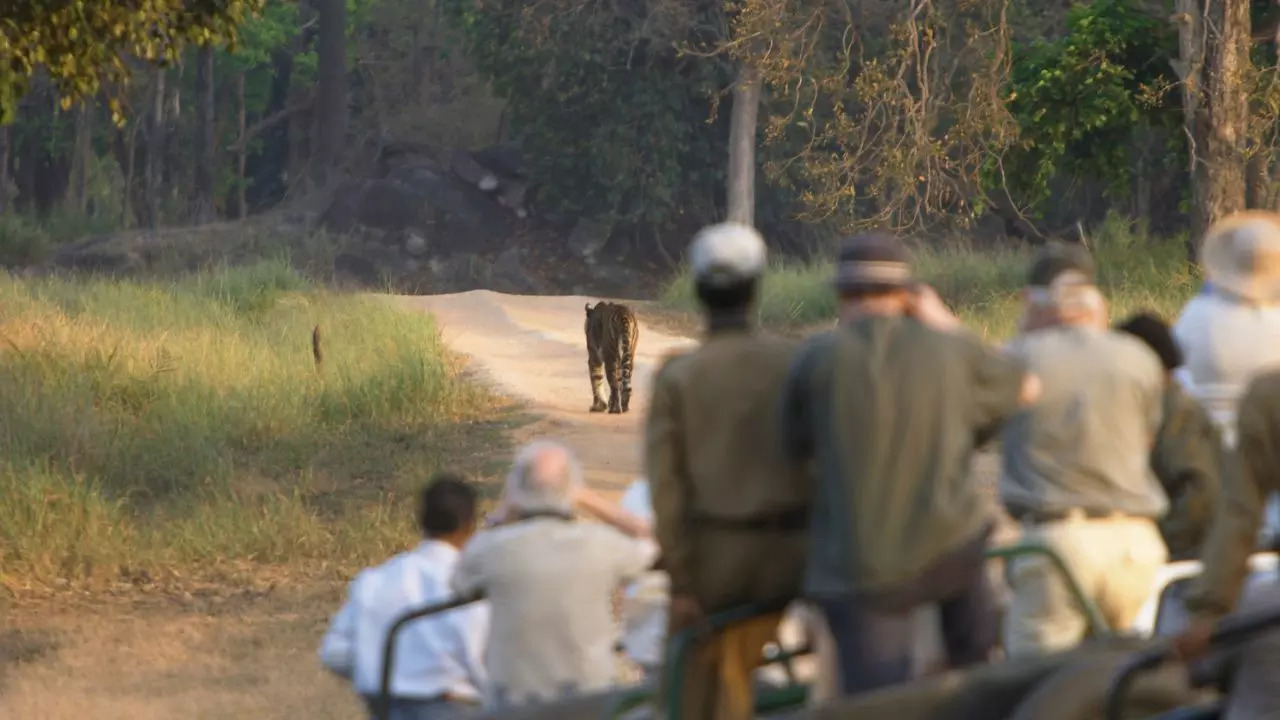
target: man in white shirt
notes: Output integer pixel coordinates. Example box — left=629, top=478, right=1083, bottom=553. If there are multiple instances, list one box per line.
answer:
left=452, top=439, right=657, bottom=710
left=319, top=474, right=490, bottom=720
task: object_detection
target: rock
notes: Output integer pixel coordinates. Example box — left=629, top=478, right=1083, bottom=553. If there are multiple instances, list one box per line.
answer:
left=471, top=143, right=523, bottom=178
left=404, top=232, right=428, bottom=256
left=450, top=148, right=498, bottom=190
left=568, top=216, right=614, bottom=262
left=320, top=167, right=514, bottom=256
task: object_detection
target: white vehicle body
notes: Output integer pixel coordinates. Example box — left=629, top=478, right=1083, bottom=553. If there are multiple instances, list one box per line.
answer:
left=1133, top=553, right=1279, bottom=638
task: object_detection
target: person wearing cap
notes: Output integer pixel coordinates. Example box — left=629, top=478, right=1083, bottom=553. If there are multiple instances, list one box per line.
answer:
left=1173, top=210, right=1280, bottom=545
left=646, top=221, right=811, bottom=719
left=451, top=439, right=655, bottom=710
left=999, top=243, right=1170, bottom=659
left=1115, top=311, right=1223, bottom=561
left=777, top=233, right=1039, bottom=695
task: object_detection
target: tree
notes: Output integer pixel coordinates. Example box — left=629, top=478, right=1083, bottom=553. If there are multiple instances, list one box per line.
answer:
left=310, top=0, right=349, bottom=188
left=193, top=46, right=218, bottom=223
left=1173, top=0, right=1252, bottom=255
left=0, top=0, right=265, bottom=125
left=726, top=68, right=761, bottom=226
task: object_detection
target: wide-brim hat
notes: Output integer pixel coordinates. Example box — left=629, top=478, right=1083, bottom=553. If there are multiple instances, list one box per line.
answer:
left=1199, top=210, right=1280, bottom=304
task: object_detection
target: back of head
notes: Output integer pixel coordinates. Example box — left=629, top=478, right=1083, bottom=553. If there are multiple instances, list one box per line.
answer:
left=689, top=222, right=767, bottom=311
left=419, top=472, right=479, bottom=538
left=1116, top=312, right=1184, bottom=372
left=1024, top=242, right=1104, bottom=320
left=833, top=232, right=915, bottom=298
left=504, top=439, right=583, bottom=516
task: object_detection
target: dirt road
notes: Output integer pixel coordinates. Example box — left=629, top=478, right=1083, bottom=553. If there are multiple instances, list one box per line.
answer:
left=0, top=290, right=695, bottom=719
left=399, top=290, right=698, bottom=493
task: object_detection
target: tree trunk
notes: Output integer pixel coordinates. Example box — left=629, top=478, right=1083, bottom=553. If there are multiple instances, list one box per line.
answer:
left=1174, top=0, right=1251, bottom=260
left=237, top=72, right=248, bottom=220
left=194, top=46, right=217, bottom=223
left=144, top=67, right=167, bottom=228
left=726, top=66, right=761, bottom=226
left=311, top=0, right=349, bottom=189
left=69, top=101, right=93, bottom=214
left=0, top=125, right=10, bottom=215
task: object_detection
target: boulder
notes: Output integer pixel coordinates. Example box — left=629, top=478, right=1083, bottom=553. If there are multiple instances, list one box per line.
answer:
left=568, top=216, right=614, bottom=262
left=320, top=166, right=514, bottom=256
left=404, top=232, right=428, bottom=257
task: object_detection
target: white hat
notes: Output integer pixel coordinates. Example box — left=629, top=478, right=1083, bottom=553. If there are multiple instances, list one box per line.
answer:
left=689, top=222, right=767, bottom=288
left=1199, top=211, right=1280, bottom=304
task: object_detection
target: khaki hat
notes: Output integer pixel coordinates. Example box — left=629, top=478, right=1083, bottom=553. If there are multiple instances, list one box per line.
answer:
left=1199, top=211, right=1280, bottom=304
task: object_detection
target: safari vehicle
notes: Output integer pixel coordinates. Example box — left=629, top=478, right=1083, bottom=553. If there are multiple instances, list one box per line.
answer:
left=372, top=544, right=1280, bottom=720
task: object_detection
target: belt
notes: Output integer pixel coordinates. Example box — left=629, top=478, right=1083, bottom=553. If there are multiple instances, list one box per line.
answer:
left=1009, top=506, right=1132, bottom=525
left=690, top=506, right=808, bottom=532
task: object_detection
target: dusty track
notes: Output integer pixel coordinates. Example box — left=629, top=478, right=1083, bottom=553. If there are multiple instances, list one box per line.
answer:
left=399, top=290, right=698, bottom=493
left=1, top=290, right=695, bottom=718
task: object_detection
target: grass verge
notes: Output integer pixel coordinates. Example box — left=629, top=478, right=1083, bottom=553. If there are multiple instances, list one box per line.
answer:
left=0, top=260, right=507, bottom=593
left=660, top=215, right=1202, bottom=339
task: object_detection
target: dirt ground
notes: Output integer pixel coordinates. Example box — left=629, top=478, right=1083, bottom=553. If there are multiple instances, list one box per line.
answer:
left=0, top=290, right=1007, bottom=717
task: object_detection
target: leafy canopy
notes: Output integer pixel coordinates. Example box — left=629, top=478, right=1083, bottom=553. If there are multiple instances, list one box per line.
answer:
left=987, top=0, right=1179, bottom=214
left=0, top=0, right=267, bottom=124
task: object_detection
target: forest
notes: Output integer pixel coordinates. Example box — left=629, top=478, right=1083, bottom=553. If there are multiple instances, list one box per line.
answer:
left=1, top=0, right=1277, bottom=271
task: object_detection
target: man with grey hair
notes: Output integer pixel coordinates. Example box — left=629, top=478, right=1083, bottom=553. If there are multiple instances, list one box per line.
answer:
left=1000, top=243, right=1170, bottom=659
left=451, top=439, right=655, bottom=711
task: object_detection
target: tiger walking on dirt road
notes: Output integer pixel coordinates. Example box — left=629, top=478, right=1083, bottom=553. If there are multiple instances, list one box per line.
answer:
left=584, top=301, right=639, bottom=414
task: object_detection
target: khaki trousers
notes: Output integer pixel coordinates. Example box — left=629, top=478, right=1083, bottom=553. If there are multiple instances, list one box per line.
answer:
left=669, top=611, right=783, bottom=720
left=1004, top=513, right=1168, bottom=659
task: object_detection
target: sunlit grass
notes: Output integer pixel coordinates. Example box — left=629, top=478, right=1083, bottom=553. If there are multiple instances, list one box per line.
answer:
left=0, top=260, right=502, bottom=589
left=661, top=214, right=1200, bottom=340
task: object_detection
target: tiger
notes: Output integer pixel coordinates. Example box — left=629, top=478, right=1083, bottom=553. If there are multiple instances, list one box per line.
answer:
left=584, top=301, right=639, bottom=414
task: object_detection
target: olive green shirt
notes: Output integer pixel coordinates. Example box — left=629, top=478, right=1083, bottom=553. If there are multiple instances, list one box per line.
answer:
left=1152, top=381, right=1223, bottom=560
left=778, top=316, right=1027, bottom=598
left=646, top=325, right=809, bottom=604
left=1185, top=370, right=1280, bottom=618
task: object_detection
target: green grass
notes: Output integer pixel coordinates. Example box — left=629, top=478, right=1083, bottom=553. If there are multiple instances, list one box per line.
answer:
left=0, top=260, right=505, bottom=590
left=661, top=215, right=1203, bottom=339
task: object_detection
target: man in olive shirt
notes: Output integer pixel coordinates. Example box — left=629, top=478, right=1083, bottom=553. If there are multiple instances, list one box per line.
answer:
left=1116, top=312, right=1222, bottom=560
left=1000, top=244, right=1170, bottom=659
left=647, top=222, right=810, bottom=720
left=777, top=233, right=1039, bottom=695
left=1174, top=370, right=1280, bottom=720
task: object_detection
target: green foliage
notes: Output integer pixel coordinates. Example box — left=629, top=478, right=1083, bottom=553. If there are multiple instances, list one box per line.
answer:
left=661, top=213, right=1198, bottom=336
left=0, top=0, right=268, bottom=125
left=0, top=262, right=500, bottom=584
left=443, top=0, right=734, bottom=228
left=986, top=0, right=1180, bottom=214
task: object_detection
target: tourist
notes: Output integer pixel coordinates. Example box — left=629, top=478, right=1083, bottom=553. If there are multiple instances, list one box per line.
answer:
left=778, top=232, right=1038, bottom=694
left=319, top=474, right=490, bottom=720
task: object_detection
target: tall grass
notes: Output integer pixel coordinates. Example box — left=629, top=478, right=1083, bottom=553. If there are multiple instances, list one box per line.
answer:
left=661, top=215, right=1202, bottom=339
left=0, top=260, right=500, bottom=589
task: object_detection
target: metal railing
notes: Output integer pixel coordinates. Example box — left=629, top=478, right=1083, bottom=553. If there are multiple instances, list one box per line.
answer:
left=657, top=542, right=1110, bottom=720
left=371, top=542, right=1105, bottom=720
left=375, top=592, right=485, bottom=720
left=1104, top=605, right=1280, bottom=720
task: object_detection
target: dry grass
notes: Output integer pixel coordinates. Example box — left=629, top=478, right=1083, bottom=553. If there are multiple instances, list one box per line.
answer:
left=0, top=260, right=509, bottom=593
left=660, top=214, right=1203, bottom=339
